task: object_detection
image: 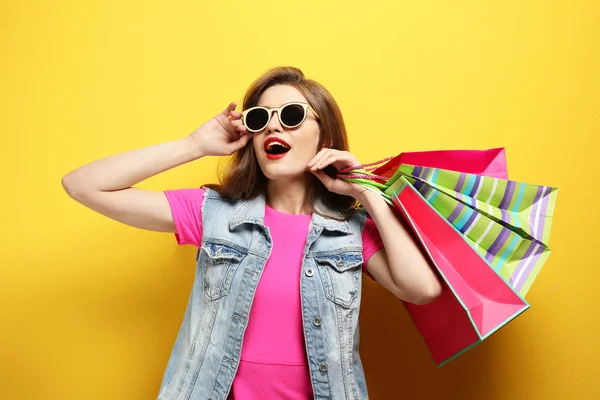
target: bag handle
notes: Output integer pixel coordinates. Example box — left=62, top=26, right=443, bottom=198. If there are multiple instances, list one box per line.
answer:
left=336, top=156, right=394, bottom=182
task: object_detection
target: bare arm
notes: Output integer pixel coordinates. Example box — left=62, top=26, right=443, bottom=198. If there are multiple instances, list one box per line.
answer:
left=62, top=137, right=202, bottom=232
left=360, top=190, right=442, bottom=305
left=62, top=102, right=251, bottom=232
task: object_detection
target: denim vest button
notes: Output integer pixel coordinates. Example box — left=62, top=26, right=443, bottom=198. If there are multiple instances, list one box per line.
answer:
left=305, top=267, right=314, bottom=277
left=319, top=363, right=328, bottom=372
left=313, top=317, right=322, bottom=327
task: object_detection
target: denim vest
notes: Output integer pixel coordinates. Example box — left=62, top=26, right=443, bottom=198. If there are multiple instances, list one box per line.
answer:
left=157, top=187, right=369, bottom=400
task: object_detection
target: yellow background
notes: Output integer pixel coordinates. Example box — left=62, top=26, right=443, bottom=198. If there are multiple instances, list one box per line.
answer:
left=1, top=1, right=598, bottom=399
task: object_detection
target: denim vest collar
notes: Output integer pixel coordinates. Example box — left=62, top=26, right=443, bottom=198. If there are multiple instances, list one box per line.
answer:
left=229, top=190, right=352, bottom=234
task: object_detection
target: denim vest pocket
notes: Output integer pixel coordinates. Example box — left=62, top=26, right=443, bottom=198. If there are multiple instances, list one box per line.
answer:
left=201, top=241, right=246, bottom=301
left=314, top=251, right=363, bottom=308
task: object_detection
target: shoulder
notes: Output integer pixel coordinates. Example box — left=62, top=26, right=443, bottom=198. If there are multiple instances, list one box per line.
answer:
left=338, top=207, right=368, bottom=237
left=201, top=186, right=244, bottom=204
left=349, top=207, right=369, bottom=225
left=201, top=185, right=220, bottom=199
left=199, top=186, right=248, bottom=220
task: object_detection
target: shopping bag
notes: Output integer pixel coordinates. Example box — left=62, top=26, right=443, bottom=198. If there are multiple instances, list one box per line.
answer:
left=385, top=166, right=558, bottom=296
left=338, top=148, right=557, bottom=365
left=386, top=165, right=556, bottom=243
left=372, top=148, right=508, bottom=180
left=339, top=149, right=557, bottom=296
left=338, top=148, right=508, bottom=206
left=393, top=177, right=529, bottom=366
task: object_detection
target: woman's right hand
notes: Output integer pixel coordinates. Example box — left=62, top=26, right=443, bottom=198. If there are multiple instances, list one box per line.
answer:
left=189, top=101, right=252, bottom=158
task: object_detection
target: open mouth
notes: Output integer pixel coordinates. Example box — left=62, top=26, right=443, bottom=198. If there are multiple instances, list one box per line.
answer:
left=264, top=138, right=291, bottom=159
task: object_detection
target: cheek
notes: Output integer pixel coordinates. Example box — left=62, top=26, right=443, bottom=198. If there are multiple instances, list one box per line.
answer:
left=298, top=126, right=321, bottom=156
left=295, top=141, right=318, bottom=160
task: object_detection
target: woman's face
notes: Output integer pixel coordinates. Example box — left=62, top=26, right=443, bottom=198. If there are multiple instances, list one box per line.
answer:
left=251, top=84, right=321, bottom=181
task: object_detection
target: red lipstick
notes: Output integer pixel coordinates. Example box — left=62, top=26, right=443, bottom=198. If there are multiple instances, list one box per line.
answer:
left=264, top=137, right=291, bottom=160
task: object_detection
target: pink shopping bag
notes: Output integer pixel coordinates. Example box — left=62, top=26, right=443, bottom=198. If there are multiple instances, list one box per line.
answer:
left=373, top=148, right=508, bottom=180
left=393, top=179, right=528, bottom=366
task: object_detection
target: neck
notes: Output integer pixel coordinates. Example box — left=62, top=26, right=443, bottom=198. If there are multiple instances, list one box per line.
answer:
left=266, top=175, right=314, bottom=215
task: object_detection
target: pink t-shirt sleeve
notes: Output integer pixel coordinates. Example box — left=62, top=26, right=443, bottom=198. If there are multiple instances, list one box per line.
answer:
left=163, top=188, right=206, bottom=247
left=361, top=215, right=384, bottom=280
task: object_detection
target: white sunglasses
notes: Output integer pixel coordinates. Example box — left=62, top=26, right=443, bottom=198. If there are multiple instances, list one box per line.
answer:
left=241, top=102, right=320, bottom=133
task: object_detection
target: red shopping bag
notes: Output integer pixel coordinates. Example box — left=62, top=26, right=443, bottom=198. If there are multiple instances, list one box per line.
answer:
left=393, top=179, right=528, bottom=366
left=373, top=148, right=508, bottom=180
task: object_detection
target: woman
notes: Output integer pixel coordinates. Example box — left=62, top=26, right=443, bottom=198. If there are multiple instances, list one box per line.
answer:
left=62, top=66, right=441, bottom=400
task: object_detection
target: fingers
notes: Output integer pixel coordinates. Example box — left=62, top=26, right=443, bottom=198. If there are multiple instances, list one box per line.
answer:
left=215, top=101, right=238, bottom=132
left=230, top=119, right=248, bottom=142
left=315, top=153, right=336, bottom=170
left=231, top=118, right=247, bottom=133
left=220, top=101, right=246, bottom=140
left=307, top=149, right=330, bottom=170
left=227, top=132, right=253, bottom=153
left=311, top=169, right=335, bottom=190
left=308, top=149, right=339, bottom=171
left=223, top=101, right=237, bottom=117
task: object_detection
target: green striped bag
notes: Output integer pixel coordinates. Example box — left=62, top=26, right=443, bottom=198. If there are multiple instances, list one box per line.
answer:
left=386, top=165, right=557, bottom=245
left=341, top=164, right=558, bottom=297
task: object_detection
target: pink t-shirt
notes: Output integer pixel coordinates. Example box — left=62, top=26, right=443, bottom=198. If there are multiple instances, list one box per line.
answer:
left=164, top=188, right=384, bottom=399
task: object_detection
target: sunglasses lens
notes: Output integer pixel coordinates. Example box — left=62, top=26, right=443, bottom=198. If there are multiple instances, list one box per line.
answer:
left=246, top=108, right=269, bottom=131
left=280, top=104, right=306, bottom=127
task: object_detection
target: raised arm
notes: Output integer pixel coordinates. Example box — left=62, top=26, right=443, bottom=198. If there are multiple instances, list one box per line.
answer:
left=61, top=102, right=251, bottom=232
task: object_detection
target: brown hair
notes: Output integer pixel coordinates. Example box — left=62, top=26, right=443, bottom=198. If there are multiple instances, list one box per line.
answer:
left=204, top=66, right=358, bottom=220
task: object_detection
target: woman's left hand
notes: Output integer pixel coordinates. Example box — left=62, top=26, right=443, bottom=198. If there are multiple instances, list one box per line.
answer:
left=307, top=148, right=368, bottom=200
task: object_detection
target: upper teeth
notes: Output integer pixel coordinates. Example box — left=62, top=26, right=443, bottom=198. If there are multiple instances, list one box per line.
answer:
left=267, top=141, right=290, bottom=151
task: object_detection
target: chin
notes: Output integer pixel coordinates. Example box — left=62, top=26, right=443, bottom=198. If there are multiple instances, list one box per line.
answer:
left=261, top=165, right=307, bottom=181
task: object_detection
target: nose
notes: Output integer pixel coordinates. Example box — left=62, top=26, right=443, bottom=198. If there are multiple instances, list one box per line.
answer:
left=265, top=109, right=283, bottom=133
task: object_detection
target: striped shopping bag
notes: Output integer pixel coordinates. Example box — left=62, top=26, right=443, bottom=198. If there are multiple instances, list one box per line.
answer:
left=338, top=151, right=557, bottom=297
left=340, top=148, right=507, bottom=205
left=384, top=165, right=558, bottom=296
left=338, top=149, right=558, bottom=365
